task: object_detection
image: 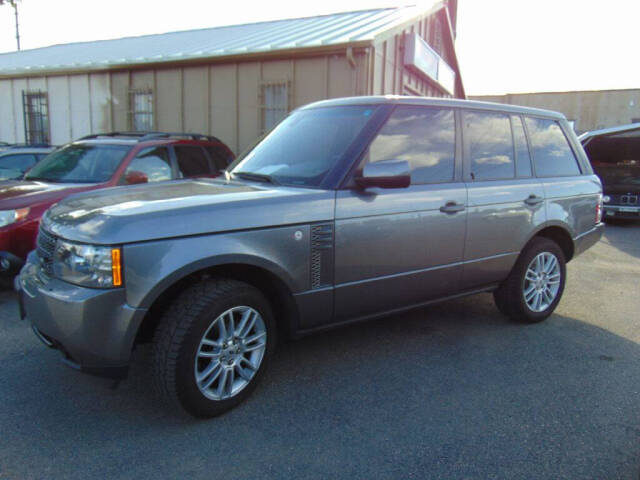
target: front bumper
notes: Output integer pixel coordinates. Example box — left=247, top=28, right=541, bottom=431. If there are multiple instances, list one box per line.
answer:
left=17, top=252, right=147, bottom=379
left=573, top=223, right=605, bottom=258
left=603, top=204, right=640, bottom=218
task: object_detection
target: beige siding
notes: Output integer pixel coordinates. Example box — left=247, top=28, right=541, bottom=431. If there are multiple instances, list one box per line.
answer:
left=0, top=79, right=16, bottom=142
left=89, top=73, right=111, bottom=133
left=328, top=55, right=354, bottom=99
left=210, top=64, right=237, bottom=151
left=111, top=72, right=129, bottom=132
left=156, top=68, right=182, bottom=132
left=11, top=78, right=27, bottom=143
left=47, top=76, right=70, bottom=144
left=237, top=62, right=260, bottom=152
left=183, top=66, right=209, bottom=134
left=293, top=58, right=326, bottom=108
left=69, top=75, right=91, bottom=138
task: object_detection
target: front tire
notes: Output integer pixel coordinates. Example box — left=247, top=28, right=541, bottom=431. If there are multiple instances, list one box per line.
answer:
left=152, top=278, right=276, bottom=418
left=493, top=237, right=566, bottom=323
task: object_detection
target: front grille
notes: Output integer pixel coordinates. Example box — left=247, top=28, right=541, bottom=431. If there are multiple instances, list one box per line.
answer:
left=36, top=227, right=57, bottom=278
left=620, top=195, right=638, bottom=205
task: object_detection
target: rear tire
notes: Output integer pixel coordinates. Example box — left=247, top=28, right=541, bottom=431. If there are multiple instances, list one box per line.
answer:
left=493, top=237, right=566, bottom=323
left=152, top=278, right=276, bottom=418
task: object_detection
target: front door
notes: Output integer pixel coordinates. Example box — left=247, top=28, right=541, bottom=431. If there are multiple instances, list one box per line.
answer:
left=333, top=106, right=467, bottom=322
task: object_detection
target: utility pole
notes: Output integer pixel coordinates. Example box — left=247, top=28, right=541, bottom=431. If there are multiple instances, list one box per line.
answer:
left=0, top=0, right=20, bottom=51
left=13, top=0, right=20, bottom=51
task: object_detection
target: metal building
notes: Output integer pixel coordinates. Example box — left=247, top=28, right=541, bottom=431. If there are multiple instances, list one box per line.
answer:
left=472, top=88, right=640, bottom=135
left=0, top=2, right=464, bottom=153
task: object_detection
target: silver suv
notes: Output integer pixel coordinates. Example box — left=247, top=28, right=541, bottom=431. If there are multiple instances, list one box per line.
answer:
left=17, top=97, right=604, bottom=417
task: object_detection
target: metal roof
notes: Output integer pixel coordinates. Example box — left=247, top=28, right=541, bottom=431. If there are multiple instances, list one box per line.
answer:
left=0, top=5, right=440, bottom=76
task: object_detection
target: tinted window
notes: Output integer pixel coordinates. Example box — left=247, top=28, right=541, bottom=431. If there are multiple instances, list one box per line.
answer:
left=512, top=116, right=532, bottom=177
left=232, top=106, right=376, bottom=187
left=367, top=107, right=455, bottom=184
left=465, top=111, right=514, bottom=180
left=25, top=144, right=130, bottom=183
left=175, top=146, right=211, bottom=177
left=0, top=153, right=37, bottom=171
left=206, top=146, right=233, bottom=171
left=525, top=117, right=581, bottom=177
left=125, top=147, right=171, bottom=182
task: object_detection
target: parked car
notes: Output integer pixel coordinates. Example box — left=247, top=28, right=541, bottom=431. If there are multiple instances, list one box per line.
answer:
left=17, top=97, right=603, bottom=418
left=0, top=145, right=55, bottom=181
left=579, top=123, right=640, bottom=220
left=0, top=132, right=234, bottom=278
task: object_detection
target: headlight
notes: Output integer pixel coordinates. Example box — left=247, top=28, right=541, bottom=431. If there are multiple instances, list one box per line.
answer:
left=52, top=240, right=122, bottom=288
left=602, top=195, right=610, bottom=203
left=0, top=208, right=30, bottom=228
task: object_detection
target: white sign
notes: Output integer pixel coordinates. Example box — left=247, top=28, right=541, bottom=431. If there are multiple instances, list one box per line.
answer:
left=403, top=33, right=456, bottom=95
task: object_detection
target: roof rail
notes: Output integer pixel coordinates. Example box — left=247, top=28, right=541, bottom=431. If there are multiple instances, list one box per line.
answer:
left=140, top=132, right=223, bottom=143
left=77, top=132, right=151, bottom=141
left=6, top=143, right=54, bottom=149
left=77, top=131, right=223, bottom=143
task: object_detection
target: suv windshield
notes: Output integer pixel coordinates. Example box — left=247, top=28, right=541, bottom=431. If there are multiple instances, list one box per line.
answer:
left=231, top=105, right=378, bottom=187
left=25, top=144, right=130, bottom=183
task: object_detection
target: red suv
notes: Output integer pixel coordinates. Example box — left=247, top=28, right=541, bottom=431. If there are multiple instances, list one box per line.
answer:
left=0, top=132, right=234, bottom=279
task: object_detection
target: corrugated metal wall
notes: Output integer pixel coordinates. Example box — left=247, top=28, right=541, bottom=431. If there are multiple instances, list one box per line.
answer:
left=0, top=53, right=362, bottom=153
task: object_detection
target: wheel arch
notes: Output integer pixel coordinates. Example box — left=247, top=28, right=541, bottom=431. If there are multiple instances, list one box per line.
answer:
left=525, top=223, right=575, bottom=262
left=134, top=256, right=300, bottom=347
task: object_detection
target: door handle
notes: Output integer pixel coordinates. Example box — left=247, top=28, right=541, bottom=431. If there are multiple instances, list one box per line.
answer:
left=524, top=194, right=544, bottom=206
left=439, top=201, right=465, bottom=214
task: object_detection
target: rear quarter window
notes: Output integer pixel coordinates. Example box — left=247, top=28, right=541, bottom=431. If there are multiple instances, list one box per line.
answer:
left=525, top=117, right=581, bottom=177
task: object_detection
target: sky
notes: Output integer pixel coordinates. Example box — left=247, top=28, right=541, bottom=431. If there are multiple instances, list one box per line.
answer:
left=0, top=0, right=638, bottom=96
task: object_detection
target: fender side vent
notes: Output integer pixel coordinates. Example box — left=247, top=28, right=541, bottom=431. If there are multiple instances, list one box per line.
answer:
left=310, top=223, right=334, bottom=289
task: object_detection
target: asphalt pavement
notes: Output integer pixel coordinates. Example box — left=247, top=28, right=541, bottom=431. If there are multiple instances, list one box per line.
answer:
left=1, top=222, right=639, bottom=480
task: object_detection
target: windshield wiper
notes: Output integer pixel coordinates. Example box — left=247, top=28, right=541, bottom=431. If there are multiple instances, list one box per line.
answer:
left=232, top=171, right=279, bottom=185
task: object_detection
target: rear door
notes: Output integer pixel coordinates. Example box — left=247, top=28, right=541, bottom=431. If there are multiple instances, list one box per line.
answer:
left=333, top=105, right=467, bottom=323
left=173, top=145, right=214, bottom=179
left=462, top=110, right=545, bottom=290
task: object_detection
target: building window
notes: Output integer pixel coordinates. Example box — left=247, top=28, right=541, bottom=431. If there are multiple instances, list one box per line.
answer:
left=22, top=91, right=50, bottom=144
left=260, top=81, right=289, bottom=132
left=129, top=88, right=154, bottom=132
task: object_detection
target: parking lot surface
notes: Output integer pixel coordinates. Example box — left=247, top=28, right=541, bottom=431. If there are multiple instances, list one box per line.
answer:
left=1, top=222, right=639, bottom=480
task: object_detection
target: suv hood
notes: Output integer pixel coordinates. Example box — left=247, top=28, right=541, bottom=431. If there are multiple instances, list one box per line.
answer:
left=43, top=179, right=335, bottom=244
left=0, top=180, right=98, bottom=210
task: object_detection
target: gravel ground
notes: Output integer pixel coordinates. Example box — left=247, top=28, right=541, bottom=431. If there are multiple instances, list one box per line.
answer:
left=0, top=221, right=639, bottom=480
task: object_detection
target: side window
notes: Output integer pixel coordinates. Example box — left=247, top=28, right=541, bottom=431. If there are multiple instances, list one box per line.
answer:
left=206, top=146, right=233, bottom=171
left=512, top=116, right=532, bottom=177
left=124, top=146, right=171, bottom=183
left=0, top=154, right=37, bottom=171
left=525, top=117, right=581, bottom=177
left=367, top=106, right=455, bottom=184
left=465, top=111, right=515, bottom=180
left=174, top=146, right=211, bottom=177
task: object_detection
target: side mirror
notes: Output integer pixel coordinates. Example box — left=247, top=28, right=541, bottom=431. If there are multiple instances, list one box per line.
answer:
left=355, top=160, right=411, bottom=189
left=125, top=170, right=148, bottom=185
